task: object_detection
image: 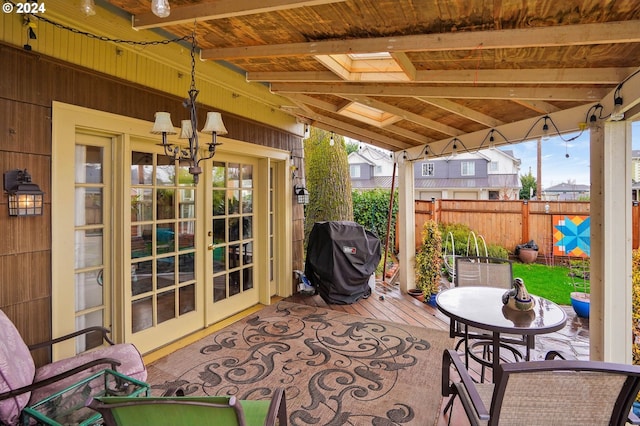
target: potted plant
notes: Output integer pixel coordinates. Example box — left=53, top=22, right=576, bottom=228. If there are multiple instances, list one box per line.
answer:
left=568, top=258, right=590, bottom=318
left=415, top=219, right=443, bottom=306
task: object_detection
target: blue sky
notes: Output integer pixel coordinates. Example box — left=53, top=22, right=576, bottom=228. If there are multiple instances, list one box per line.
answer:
left=509, top=121, right=640, bottom=188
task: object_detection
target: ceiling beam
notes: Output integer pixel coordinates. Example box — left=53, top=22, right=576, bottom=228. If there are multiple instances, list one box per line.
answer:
left=511, top=100, right=561, bottom=114
left=270, top=82, right=607, bottom=101
left=132, top=0, right=346, bottom=30
left=202, top=20, right=640, bottom=59
left=249, top=68, right=635, bottom=84
left=415, top=98, right=505, bottom=128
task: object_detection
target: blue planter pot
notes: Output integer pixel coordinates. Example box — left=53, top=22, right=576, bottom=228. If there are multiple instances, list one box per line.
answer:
left=633, top=401, right=640, bottom=417
left=428, top=293, right=437, bottom=307
left=570, top=292, right=590, bottom=318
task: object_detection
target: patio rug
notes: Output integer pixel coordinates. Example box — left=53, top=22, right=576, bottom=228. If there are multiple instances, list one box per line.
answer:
left=146, top=301, right=453, bottom=425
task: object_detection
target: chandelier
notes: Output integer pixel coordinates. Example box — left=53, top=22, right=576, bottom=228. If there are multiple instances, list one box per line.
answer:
left=151, top=35, right=227, bottom=184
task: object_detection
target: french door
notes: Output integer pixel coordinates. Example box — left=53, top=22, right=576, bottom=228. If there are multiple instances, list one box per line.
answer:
left=206, top=157, right=260, bottom=323
left=125, top=142, right=203, bottom=352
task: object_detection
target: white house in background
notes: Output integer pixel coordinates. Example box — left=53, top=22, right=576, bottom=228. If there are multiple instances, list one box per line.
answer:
left=413, top=149, right=522, bottom=200
left=542, top=182, right=590, bottom=201
left=348, top=145, right=397, bottom=190
left=348, top=145, right=522, bottom=200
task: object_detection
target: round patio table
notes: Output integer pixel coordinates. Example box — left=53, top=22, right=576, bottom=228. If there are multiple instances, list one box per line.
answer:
left=436, top=286, right=567, bottom=376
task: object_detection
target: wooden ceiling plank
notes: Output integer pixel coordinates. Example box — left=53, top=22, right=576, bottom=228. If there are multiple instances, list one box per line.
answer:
left=270, top=82, right=607, bottom=101
left=201, top=20, right=640, bottom=60
left=342, top=95, right=463, bottom=137
left=415, top=98, right=505, bottom=127
left=132, top=0, right=347, bottom=30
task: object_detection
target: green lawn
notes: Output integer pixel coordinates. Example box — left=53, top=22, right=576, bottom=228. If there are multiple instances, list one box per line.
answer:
left=511, top=263, right=578, bottom=306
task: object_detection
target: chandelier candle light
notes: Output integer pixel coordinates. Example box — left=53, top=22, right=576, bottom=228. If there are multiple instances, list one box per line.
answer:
left=151, top=35, right=227, bottom=184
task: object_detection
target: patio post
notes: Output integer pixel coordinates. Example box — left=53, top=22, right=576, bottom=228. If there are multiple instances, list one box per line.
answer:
left=397, top=155, right=416, bottom=293
left=590, top=118, right=633, bottom=363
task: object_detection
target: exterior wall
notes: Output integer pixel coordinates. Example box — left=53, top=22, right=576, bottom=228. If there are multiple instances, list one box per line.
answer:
left=0, top=41, right=303, bottom=363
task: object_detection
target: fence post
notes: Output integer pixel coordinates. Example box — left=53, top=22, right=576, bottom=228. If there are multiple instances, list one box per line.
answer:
left=634, top=201, right=639, bottom=250
left=521, top=200, right=530, bottom=244
left=432, top=197, right=440, bottom=223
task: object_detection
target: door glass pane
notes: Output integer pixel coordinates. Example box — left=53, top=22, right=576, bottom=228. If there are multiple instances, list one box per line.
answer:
left=132, top=297, right=152, bottom=333
left=75, top=188, right=103, bottom=226
left=212, top=162, right=225, bottom=187
left=228, top=190, right=240, bottom=215
left=76, top=145, right=103, bottom=184
left=229, top=271, right=240, bottom=296
left=75, top=270, right=103, bottom=311
left=178, top=189, right=195, bottom=218
left=156, top=224, right=175, bottom=254
left=213, top=190, right=225, bottom=215
left=131, top=152, right=153, bottom=185
left=157, top=155, right=175, bottom=185
left=179, top=253, right=194, bottom=283
left=157, top=290, right=175, bottom=324
left=213, top=247, right=225, bottom=273
left=75, top=230, right=103, bottom=269
left=75, top=310, right=103, bottom=352
left=242, top=190, right=252, bottom=213
left=214, top=275, right=226, bottom=301
left=179, top=284, right=195, bottom=315
left=131, top=224, right=152, bottom=259
left=157, top=256, right=175, bottom=289
left=241, top=165, right=252, bottom=188
left=131, top=188, right=153, bottom=221
left=132, top=260, right=153, bottom=295
left=157, top=189, right=175, bottom=220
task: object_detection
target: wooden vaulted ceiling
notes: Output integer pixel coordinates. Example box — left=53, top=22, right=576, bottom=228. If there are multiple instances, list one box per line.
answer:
left=103, top=0, right=640, bottom=153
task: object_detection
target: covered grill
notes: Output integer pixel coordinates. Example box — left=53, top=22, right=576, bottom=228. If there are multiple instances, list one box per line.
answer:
left=305, top=221, right=382, bottom=305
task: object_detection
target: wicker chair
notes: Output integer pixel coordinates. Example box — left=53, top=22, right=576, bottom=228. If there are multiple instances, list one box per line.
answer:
left=442, top=349, right=640, bottom=426
left=88, top=388, right=288, bottom=426
left=451, top=257, right=526, bottom=379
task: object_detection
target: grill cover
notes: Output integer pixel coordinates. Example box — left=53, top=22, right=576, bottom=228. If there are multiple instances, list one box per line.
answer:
left=305, top=221, right=382, bottom=304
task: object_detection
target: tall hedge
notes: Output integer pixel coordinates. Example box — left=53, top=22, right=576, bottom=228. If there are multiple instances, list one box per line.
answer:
left=303, top=128, right=353, bottom=242
left=352, top=188, right=398, bottom=256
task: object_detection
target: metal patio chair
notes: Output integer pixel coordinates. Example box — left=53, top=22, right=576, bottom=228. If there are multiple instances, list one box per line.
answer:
left=451, top=257, right=527, bottom=379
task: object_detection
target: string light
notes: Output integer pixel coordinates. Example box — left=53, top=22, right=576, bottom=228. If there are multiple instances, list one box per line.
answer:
left=80, top=0, right=96, bottom=16
left=330, top=132, right=335, bottom=146
left=541, top=117, right=551, bottom=142
left=151, top=0, right=171, bottom=18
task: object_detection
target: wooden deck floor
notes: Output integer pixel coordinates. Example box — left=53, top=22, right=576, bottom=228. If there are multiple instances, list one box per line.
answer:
left=283, top=282, right=450, bottom=332
left=283, top=282, right=470, bottom=426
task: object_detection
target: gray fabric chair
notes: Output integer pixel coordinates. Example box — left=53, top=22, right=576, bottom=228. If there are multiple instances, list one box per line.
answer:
left=442, top=349, right=640, bottom=426
left=451, top=257, right=525, bottom=380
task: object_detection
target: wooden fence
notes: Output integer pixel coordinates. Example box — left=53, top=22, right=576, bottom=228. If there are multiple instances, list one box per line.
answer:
left=410, top=199, right=640, bottom=256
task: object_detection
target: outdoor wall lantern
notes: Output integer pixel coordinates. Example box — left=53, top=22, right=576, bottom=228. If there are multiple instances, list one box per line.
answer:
left=3, top=169, right=44, bottom=216
left=294, top=185, right=309, bottom=205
